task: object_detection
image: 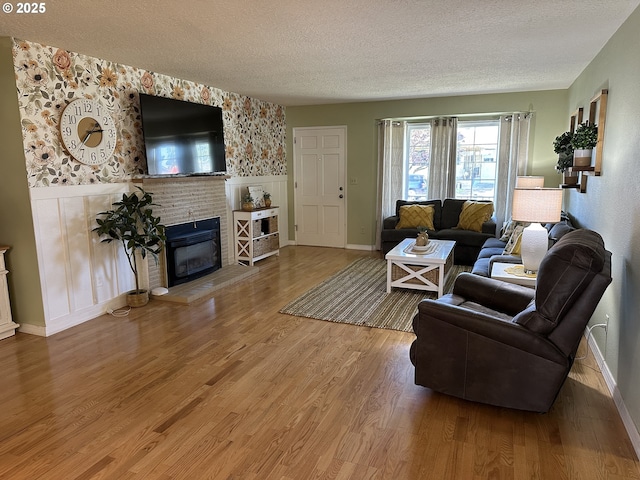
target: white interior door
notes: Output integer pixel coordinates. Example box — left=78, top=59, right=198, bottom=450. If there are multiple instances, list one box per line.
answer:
left=293, top=127, right=346, bottom=248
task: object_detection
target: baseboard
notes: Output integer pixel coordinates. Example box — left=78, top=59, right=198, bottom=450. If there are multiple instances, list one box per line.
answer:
left=346, top=244, right=376, bottom=251
left=284, top=241, right=376, bottom=252
left=587, top=330, right=640, bottom=459
left=17, top=322, right=47, bottom=336
left=18, top=295, right=128, bottom=337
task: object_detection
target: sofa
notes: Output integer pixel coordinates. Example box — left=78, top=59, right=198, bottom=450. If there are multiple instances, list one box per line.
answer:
left=410, top=229, right=612, bottom=412
left=381, top=199, right=496, bottom=266
left=471, top=212, right=576, bottom=276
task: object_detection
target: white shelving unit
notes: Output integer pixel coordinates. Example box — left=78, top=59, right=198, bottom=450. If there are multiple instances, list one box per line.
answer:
left=233, top=207, right=280, bottom=266
left=0, top=246, right=19, bottom=340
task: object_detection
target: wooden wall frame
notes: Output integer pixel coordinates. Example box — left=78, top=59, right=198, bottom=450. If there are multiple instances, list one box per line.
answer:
left=588, top=89, right=608, bottom=176
left=570, top=107, right=584, bottom=133
left=566, top=89, right=608, bottom=193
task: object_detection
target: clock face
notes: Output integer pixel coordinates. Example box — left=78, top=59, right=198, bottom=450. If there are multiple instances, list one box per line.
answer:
left=60, top=98, right=117, bottom=165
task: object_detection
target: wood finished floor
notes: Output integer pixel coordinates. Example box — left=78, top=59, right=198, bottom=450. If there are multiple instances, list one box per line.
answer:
left=0, top=246, right=638, bottom=480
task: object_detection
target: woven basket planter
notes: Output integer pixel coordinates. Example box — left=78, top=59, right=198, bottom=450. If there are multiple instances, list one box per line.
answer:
left=127, top=290, right=149, bottom=307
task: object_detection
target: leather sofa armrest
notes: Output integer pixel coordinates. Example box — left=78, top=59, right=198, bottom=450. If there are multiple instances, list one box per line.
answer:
left=414, top=300, right=567, bottom=364
left=383, top=216, right=399, bottom=229
left=451, top=272, right=534, bottom=315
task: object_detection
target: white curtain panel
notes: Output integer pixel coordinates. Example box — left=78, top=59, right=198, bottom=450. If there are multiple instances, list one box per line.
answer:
left=376, top=120, right=405, bottom=249
left=495, top=113, right=532, bottom=230
left=429, top=117, right=458, bottom=200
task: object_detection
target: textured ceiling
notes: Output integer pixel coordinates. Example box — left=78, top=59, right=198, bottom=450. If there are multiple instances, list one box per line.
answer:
left=1, top=0, right=639, bottom=106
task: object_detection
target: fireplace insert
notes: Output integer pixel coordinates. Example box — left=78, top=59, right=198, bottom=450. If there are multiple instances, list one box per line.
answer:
left=165, top=217, right=221, bottom=287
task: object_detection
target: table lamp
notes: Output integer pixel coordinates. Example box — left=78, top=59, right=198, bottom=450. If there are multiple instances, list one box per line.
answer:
left=511, top=187, right=563, bottom=273
left=515, top=176, right=545, bottom=188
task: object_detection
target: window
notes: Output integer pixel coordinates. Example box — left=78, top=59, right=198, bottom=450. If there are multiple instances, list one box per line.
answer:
left=403, top=119, right=499, bottom=201
left=455, top=120, right=500, bottom=201
left=405, top=123, right=431, bottom=200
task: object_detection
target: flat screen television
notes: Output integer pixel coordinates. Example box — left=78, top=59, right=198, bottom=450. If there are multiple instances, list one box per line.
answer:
left=139, top=93, right=226, bottom=176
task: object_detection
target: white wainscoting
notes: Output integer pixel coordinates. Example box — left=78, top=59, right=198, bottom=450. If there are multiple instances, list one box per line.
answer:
left=25, top=176, right=288, bottom=337
left=28, top=183, right=136, bottom=336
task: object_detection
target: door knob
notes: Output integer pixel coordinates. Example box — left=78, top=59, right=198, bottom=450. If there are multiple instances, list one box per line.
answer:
left=339, top=194, right=344, bottom=199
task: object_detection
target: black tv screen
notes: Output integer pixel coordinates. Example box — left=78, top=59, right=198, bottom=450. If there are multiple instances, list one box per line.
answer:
left=139, top=93, right=226, bottom=176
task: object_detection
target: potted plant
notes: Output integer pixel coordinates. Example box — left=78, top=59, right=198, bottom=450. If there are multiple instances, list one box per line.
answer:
left=263, top=191, right=272, bottom=208
left=242, top=193, right=254, bottom=211
left=93, top=187, right=166, bottom=307
left=415, top=226, right=429, bottom=246
left=553, top=131, right=577, bottom=185
left=571, top=122, right=598, bottom=166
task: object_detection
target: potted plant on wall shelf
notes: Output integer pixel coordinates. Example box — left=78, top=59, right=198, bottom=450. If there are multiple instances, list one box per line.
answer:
left=553, top=131, right=577, bottom=185
left=93, top=187, right=166, bottom=307
left=571, top=122, right=598, bottom=167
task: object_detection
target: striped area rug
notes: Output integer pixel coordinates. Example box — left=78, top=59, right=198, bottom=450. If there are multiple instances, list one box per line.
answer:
left=279, top=257, right=470, bottom=333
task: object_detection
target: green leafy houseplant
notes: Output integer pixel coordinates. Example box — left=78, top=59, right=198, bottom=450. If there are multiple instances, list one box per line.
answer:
left=571, top=122, right=598, bottom=150
left=93, top=187, right=166, bottom=304
left=242, top=193, right=254, bottom=211
left=553, top=131, right=574, bottom=173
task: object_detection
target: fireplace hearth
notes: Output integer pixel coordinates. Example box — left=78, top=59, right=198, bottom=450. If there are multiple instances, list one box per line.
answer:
left=165, top=217, right=221, bottom=287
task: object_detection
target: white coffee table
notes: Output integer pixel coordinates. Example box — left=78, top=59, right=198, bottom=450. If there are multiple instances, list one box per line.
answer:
left=385, top=238, right=456, bottom=297
left=490, top=262, right=536, bottom=288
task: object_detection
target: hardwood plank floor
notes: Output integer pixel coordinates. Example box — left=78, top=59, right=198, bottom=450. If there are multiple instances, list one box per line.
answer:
left=0, top=245, right=638, bottom=479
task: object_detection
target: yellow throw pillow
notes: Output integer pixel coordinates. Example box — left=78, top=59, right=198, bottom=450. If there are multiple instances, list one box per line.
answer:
left=457, top=201, right=494, bottom=232
left=395, top=204, right=435, bottom=230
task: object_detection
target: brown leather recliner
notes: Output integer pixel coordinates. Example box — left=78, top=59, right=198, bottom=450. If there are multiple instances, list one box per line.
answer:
left=409, top=229, right=612, bottom=413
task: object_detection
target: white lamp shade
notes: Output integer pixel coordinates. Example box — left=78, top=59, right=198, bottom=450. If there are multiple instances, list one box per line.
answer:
left=515, top=176, right=545, bottom=188
left=511, top=188, right=562, bottom=223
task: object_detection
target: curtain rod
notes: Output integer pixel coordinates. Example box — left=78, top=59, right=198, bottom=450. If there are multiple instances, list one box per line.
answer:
left=377, top=111, right=532, bottom=124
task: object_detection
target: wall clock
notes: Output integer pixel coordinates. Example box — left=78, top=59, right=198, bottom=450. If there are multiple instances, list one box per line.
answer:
left=60, top=98, right=117, bottom=165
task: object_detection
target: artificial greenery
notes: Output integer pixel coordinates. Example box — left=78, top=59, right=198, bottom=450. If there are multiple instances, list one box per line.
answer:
left=553, top=131, right=574, bottom=156
left=556, top=155, right=574, bottom=173
left=263, top=191, right=271, bottom=200
left=93, top=187, right=166, bottom=294
left=571, top=122, right=598, bottom=150
left=553, top=131, right=575, bottom=173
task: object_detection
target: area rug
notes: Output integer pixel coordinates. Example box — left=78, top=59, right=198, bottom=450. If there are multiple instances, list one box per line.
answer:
left=279, top=257, right=470, bottom=333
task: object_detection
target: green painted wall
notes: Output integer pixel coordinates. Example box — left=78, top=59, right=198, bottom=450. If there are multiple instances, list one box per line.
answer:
left=286, top=90, right=569, bottom=245
left=565, top=5, right=640, bottom=433
left=0, top=37, right=46, bottom=327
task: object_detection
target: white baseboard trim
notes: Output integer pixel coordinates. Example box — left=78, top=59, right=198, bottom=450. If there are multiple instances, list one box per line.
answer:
left=346, top=244, right=376, bottom=251
left=17, top=322, right=47, bottom=336
left=284, top=241, right=376, bottom=252
left=18, top=295, right=128, bottom=337
left=587, top=331, right=640, bottom=459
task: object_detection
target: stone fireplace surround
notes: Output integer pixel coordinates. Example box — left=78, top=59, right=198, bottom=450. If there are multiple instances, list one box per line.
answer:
left=138, top=175, right=233, bottom=293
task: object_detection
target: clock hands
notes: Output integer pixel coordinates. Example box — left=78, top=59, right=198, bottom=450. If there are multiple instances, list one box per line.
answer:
left=82, top=122, right=104, bottom=144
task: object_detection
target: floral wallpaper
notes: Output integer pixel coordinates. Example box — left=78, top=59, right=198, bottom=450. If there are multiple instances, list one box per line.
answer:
left=12, top=38, right=286, bottom=187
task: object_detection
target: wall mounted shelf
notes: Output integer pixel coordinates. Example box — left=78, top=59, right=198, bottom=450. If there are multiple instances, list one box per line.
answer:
left=560, top=89, right=608, bottom=193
